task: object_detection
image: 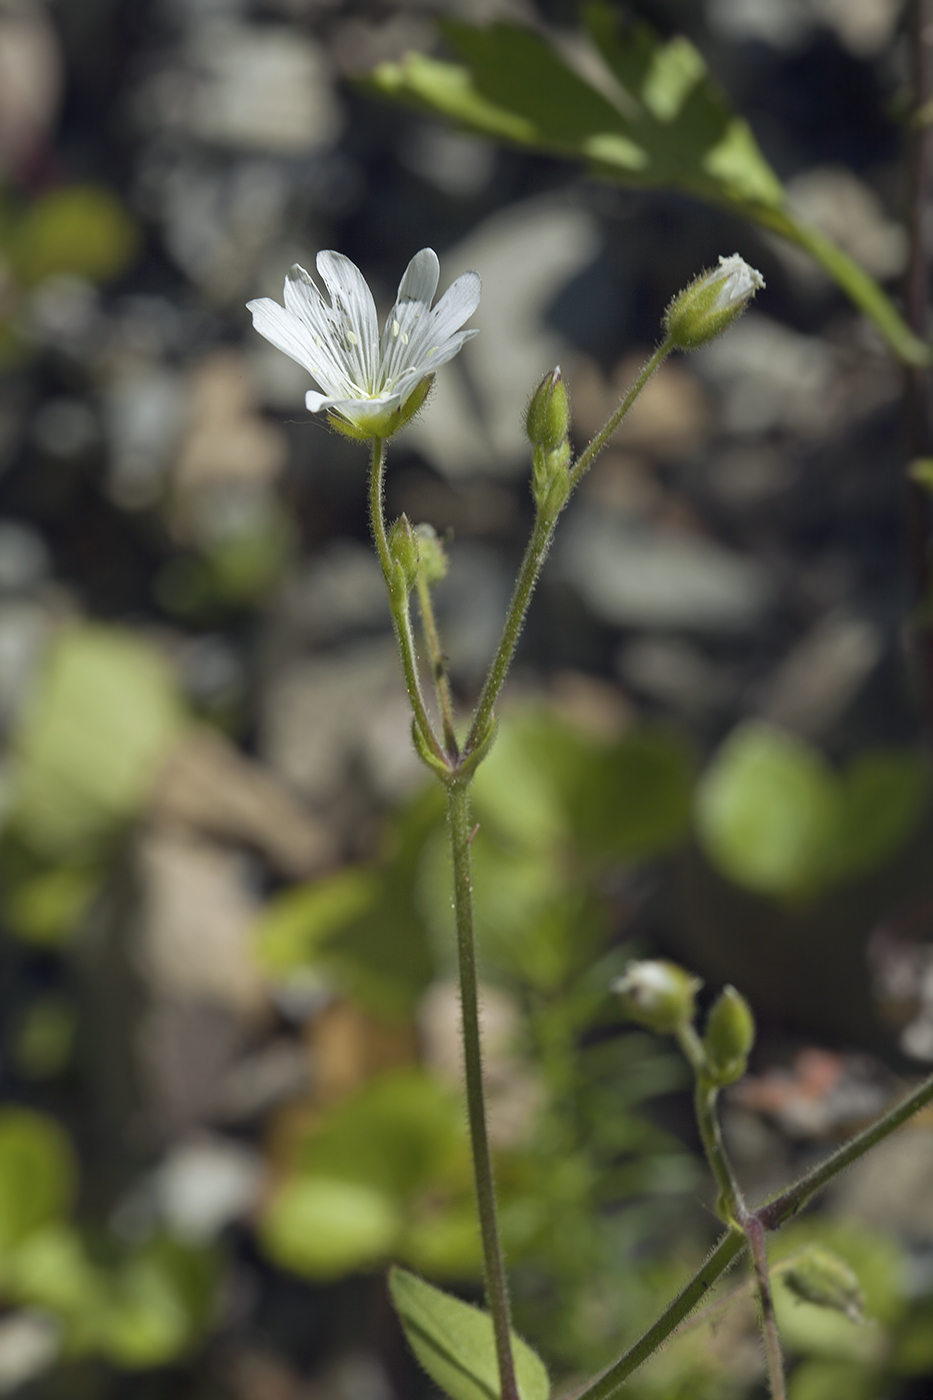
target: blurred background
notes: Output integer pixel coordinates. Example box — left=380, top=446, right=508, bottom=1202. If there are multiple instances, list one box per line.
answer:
left=2, top=0, right=933, bottom=1397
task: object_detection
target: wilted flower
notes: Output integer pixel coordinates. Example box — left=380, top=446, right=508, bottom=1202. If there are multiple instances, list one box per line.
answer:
left=665, top=253, right=765, bottom=349
left=247, top=249, right=480, bottom=439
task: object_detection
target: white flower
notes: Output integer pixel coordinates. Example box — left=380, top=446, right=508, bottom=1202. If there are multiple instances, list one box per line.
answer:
left=247, top=248, right=481, bottom=438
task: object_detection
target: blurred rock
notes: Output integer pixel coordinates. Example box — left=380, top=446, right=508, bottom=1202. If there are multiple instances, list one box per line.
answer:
left=276, top=542, right=388, bottom=649
left=398, top=123, right=495, bottom=198
left=0, top=0, right=61, bottom=176
left=830, top=1127, right=933, bottom=1239
left=331, top=13, right=433, bottom=77
left=618, top=637, right=733, bottom=715
left=431, top=540, right=514, bottom=685
left=783, top=166, right=907, bottom=282
left=307, top=1354, right=393, bottom=1400
left=0, top=520, right=49, bottom=592
left=0, top=600, right=53, bottom=733
left=756, top=608, right=884, bottom=737
left=136, top=830, right=268, bottom=1018
left=31, top=397, right=98, bottom=460
left=174, top=351, right=286, bottom=492
left=402, top=197, right=602, bottom=478
left=733, top=1048, right=893, bottom=1139
left=217, top=1040, right=311, bottom=1121
left=694, top=313, right=836, bottom=438
left=572, top=353, right=711, bottom=460
left=146, top=22, right=341, bottom=154
left=560, top=502, right=775, bottom=632
left=104, top=359, right=185, bottom=509
left=707, top=0, right=901, bottom=56
left=308, top=999, right=418, bottom=1106
left=26, top=275, right=102, bottom=354
left=152, top=1136, right=263, bottom=1240
left=0, top=1313, right=59, bottom=1394
left=260, top=638, right=423, bottom=803
left=152, top=727, right=336, bottom=877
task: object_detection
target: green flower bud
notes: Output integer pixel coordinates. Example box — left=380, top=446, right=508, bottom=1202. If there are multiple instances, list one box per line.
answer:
left=525, top=367, right=570, bottom=450
left=781, top=1246, right=864, bottom=1324
left=388, top=513, right=419, bottom=595
left=664, top=254, right=765, bottom=350
left=414, top=523, right=448, bottom=585
left=703, top=985, right=755, bottom=1086
left=612, top=960, right=702, bottom=1035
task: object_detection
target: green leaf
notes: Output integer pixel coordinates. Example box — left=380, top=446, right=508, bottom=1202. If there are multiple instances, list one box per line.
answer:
left=0, top=1110, right=76, bottom=1253
left=570, top=727, right=696, bottom=862
left=365, top=10, right=930, bottom=367
left=254, top=868, right=382, bottom=976
left=8, top=185, right=140, bottom=287
left=388, top=1267, right=550, bottom=1400
left=298, top=1069, right=466, bottom=1199
left=261, top=1178, right=401, bottom=1280
left=832, top=749, right=929, bottom=880
left=695, top=722, right=840, bottom=899
left=7, top=626, right=186, bottom=862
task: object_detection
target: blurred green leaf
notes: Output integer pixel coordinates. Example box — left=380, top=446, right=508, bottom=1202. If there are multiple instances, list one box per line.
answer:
left=8, top=186, right=139, bottom=287
left=98, top=1238, right=218, bottom=1368
left=696, top=723, right=842, bottom=898
left=0, top=849, right=104, bottom=946
left=255, top=868, right=381, bottom=976
left=261, top=1178, right=401, bottom=1280
left=389, top=1267, right=550, bottom=1400
left=696, top=723, right=928, bottom=900
left=14, top=997, right=77, bottom=1079
left=833, top=749, right=929, bottom=880
left=570, top=727, right=696, bottom=862
left=298, top=1069, right=466, bottom=1199
left=787, top=1359, right=882, bottom=1400
left=7, top=626, right=186, bottom=862
left=366, top=8, right=930, bottom=367
left=0, top=1111, right=76, bottom=1253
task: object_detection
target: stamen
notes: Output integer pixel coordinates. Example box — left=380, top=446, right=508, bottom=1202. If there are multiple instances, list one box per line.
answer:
left=347, top=330, right=359, bottom=346
left=401, top=332, right=409, bottom=345
left=392, top=320, right=400, bottom=337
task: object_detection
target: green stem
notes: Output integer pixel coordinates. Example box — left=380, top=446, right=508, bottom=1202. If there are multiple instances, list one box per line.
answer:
left=569, top=339, right=672, bottom=489
left=369, top=438, right=446, bottom=765
left=416, top=570, right=459, bottom=759
left=465, top=509, right=554, bottom=755
left=571, top=1231, right=746, bottom=1400
left=758, top=1065, right=933, bottom=1230
left=448, top=778, right=519, bottom=1400
left=465, top=343, right=672, bottom=757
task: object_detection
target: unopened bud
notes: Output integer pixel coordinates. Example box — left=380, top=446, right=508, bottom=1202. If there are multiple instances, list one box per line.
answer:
left=414, top=523, right=448, bottom=585
left=526, top=367, right=569, bottom=450
left=782, top=1246, right=864, bottom=1324
left=388, top=514, right=419, bottom=595
left=703, top=985, right=755, bottom=1086
left=612, top=960, right=701, bottom=1035
left=665, top=254, right=765, bottom=350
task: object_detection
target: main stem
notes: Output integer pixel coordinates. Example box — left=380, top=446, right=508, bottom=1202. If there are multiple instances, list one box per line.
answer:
left=448, top=778, right=519, bottom=1400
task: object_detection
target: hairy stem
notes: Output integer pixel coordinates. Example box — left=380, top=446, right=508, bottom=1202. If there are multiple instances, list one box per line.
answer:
left=448, top=778, right=518, bottom=1400
left=416, top=570, right=459, bottom=759
left=571, top=1231, right=747, bottom=1400
left=758, top=1064, right=933, bottom=1230
left=745, top=1216, right=786, bottom=1400
left=369, top=438, right=446, bottom=764
left=569, top=340, right=672, bottom=488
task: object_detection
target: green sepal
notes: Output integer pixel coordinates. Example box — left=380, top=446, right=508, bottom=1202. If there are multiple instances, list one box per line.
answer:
left=457, top=714, right=499, bottom=781
left=412, top=718, right=453, bottom=780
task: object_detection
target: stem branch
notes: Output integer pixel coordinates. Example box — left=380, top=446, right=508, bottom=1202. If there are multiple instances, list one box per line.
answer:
left=369, top=438, right=446, bottom=764
left=416, top=570, right=459, bottom=759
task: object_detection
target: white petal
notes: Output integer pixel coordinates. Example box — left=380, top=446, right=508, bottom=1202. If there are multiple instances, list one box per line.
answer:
left=316, top=250, right=379, bottom=387
left=396, top=248, right=439, bottom=308
left=405, top=270, right=481, bottom=363
left=305, top=390, right=341, bottom=413
left=247, top=297, right=320, bottom=378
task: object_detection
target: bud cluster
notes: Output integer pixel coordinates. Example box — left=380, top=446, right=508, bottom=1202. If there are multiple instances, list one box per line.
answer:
left=525, top=367, right=571, bottom=516
left=387, top=515, right=449, bottom=601
left=612, top=960, right=755, bottom=1087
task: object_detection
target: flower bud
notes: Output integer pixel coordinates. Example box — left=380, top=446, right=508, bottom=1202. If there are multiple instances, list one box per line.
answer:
left=702, top=985, right=755, bottom=1086
left=388, top=514, right=419, bottom=595
left=782, top=1246, right=864, bottom=1324
left=664, top=254, right=765, bottom=350
left=612, top=960, right=701, bottom=1035
left=525, top=367, right=569, bottom=450
left=414, top=523, right=448, bottom=585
